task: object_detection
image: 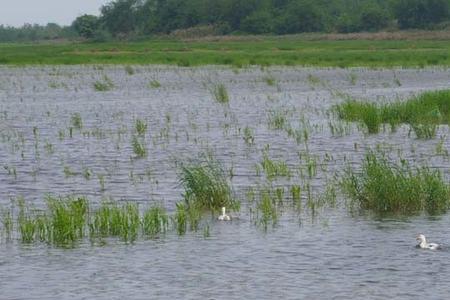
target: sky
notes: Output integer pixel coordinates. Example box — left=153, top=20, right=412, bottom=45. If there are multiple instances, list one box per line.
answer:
left=0, top=0, right=109, bottom=27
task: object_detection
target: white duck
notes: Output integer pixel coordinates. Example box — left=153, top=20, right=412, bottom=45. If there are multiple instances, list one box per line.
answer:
left=218, top=207, right=231, bottom=221
left=416, top=234, right=440, bottom=250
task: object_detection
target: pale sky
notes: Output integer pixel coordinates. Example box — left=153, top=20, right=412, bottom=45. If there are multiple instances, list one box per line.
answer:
left=0, top=0, right=110, bottom=27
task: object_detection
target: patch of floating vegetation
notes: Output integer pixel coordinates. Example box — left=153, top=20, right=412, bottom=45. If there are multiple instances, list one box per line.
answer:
left=335, top=89, right=450, bottom=138
left=341, top=150, right=450, bottom=216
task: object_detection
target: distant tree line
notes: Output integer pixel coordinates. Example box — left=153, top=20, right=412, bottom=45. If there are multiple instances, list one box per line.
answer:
left=1, top=0, right=450, bottom=42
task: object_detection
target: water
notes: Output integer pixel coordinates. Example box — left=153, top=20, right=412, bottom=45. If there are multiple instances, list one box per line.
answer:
left=1, top=66, right=450, bottom=299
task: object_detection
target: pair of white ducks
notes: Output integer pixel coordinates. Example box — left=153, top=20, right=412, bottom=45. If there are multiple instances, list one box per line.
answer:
left=416, top=234, right=441, bottom=250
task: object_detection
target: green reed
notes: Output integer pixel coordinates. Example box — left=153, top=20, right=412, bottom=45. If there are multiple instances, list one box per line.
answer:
left=93, top=75, right=114, bottom=91
left=341, top=151, right=450, bottom=215
left=268, top=110, right=287, bottom=130
left=173, top=202, right=187, bottom=235
left=336, top=89, right=450, bottom=137
left=135, top=118, right=148, bottom=136
left=260, top=152, right=291, bottom=180
left=243, top=126, right=255, bottom=145
left=256, top=189, right=279, bottom=231
left=212, top=83, right=229, bottom=104
left=142, top=206, right=169, bottom=238
left=179, top=154, right=236, bottom=212
left=46, top=196, right=89, bottom=246
left=132, top=135, right=147, bottom=158
left=91, top=201, right=140, bottom=242
left=148, top=80, right=161, bottom=88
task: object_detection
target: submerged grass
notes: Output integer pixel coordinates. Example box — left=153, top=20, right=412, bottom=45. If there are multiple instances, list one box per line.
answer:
left=341, top=151, right=450, bottom=215
left=335, top=89, right=450, bottom=137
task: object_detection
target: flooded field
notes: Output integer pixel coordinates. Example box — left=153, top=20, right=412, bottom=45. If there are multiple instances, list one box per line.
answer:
left=1, top=65, right=450, bottom=299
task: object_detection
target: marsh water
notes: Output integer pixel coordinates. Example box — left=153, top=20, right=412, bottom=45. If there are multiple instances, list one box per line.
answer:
left=1, top=66, right=450, bottom=299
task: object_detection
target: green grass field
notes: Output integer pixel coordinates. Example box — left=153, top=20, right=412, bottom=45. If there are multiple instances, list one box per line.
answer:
left=0, top=36, right=450, bottom=67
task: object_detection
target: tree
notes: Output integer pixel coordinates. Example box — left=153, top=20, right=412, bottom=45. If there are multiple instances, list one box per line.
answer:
left=274, top=0, right=325, bottom=34
left=394, top=0, right=449, bottom=29
left=72, top=15, right=99, bottom=39
left=359, top=5, right=389, bottom=32
left=241, top=10, right=273, bottom=34
left=100, top=0, right=140, bottom=36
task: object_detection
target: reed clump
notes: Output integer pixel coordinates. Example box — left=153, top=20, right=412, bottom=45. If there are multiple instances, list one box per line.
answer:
left=90, top=201, right=140, bottom=242
left=132, top=136, right=147, bottom=158
left=142, top=206, right=169, bottom=238
left=93, top=76, right=114, bottom=91
left=341, top=151, right=450, bottom=215
left=135, top=118, right=148, bottom=136
left=335, top=89, right=450, bottom=137
left=46, top=196, right=89, bottom=246
left=179, top=155, right=236, bottom=212
left=254, top=188, right=280, bottom=231
left=260, top=153, right=291, bottom=180
left=212, top=84, right=229, bottom=104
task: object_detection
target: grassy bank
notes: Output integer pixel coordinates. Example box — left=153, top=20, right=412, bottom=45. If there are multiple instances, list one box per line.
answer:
left=1, top=35, right=450, bottom=67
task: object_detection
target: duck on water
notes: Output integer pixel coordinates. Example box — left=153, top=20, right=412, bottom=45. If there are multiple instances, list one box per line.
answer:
left=218, top=207, right=231, bottom=221
left=416, top=234, right=441, bottom=250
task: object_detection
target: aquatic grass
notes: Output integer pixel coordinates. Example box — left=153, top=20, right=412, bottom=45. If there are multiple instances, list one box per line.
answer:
left=291, top=185, right=302, bottom=209
left=307, top=74, right=321, bottom=86
left=1, top=208, right=13, bottom=239
left=148, top=80, right=161, bottom=88
left=91, top=201, right=140, bottom=242
left=256, top=189, right=279, bottom=231
left=17, top=199, right=36, bottom=243
left=135, top=118, right=148, bottom=136
left=410, top=123, right=437, bottom=139
left=260, top=153, right=291, bottom=180
left=263, top=75, right=277, bottom=86
left=335, top=100, right=381, bottom=134
left=212, top=84, right=229, bottom=104
left=173, top=202, right=187, bottom=235
left=124, top=65, right=135, bottom=75
left=341, top=151, right=450, bottom=215
left=142, top=206, right=169, bottom=238
left=46, top=196, right=89, bottom=246
left=93, top=75, right=114, bottom=91
left=132, top=136, right=147, bottom=158
left=179, top=154, right=236, bottom=212
left=71, top=113, right=83, bottom=130
left=336, top=89, right=450, bottom=137
left=243, top=126, right=255, bottom=145
left=348, top=73, right=358, bottom=85
left=268, top=110, right=287, bottom=130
